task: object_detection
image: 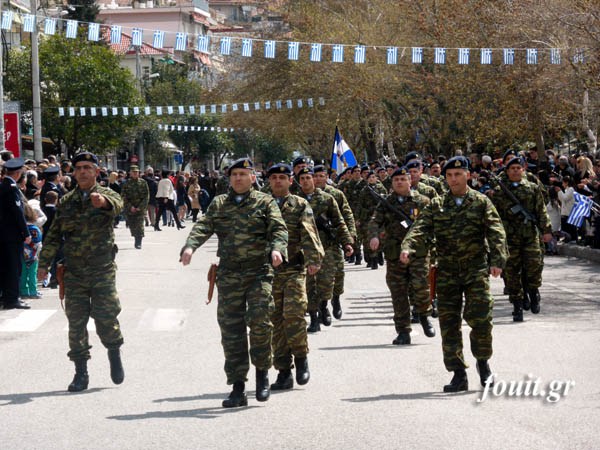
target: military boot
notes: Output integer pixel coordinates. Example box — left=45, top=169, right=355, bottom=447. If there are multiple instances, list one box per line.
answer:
left=378, top=252, right=384, bottom=266
left=307, top=311, right=321, bottom=333
left=270, top=370, right=293, bottom=391
left=476, top=360, right=494, bottom=388
left=347, top=254, right=355, bottom=264
left=222, top=381, right=247, bottom=408
left=411, top=306, right=419, bottom=323
left=68, top=360, right=89, bottom=392
left=295, top=357, right=310, bottom=385
left=419, top=315, right=436, bottom=337
left=370, top=258, right=379, bottom=270
left=392, top=332, right=411, bottom=345
left=319, top=301, right=332, bottom=326
left=528, top=288, right=541, bottom=314
left=443, top=369, right=468, bottom=392
left=512, top=300, right=524, bottom=322
left=134, top=236, right=142, bottom=249
left=331, top=295, right=342, bottom=319
left=354, top=253, right=362, bottom=265
left=107, top=348, right=125, bottom=385
left=522, top=290, right=531, bottom=311
left=255, top=369, right=270, bottom=402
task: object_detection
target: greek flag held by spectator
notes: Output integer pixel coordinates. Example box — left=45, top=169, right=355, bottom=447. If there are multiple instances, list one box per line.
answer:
left=331, top=126, right=358, bottom=174
left=568, top=192, right=594, bottom=227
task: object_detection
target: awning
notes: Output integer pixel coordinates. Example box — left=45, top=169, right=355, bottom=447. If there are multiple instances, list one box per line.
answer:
left=10, top=0, right=30, bottom=13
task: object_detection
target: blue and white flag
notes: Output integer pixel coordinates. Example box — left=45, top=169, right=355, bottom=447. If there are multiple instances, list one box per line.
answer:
left=175, top=33, right=187, bottom=51
left=112, top=107, right=118, bottom=116
left=1, top=11, right=13, bottom=30
left=242, top=38, right=253, bottom=57
left=550, top=48, right=561, bottom=65
left=131, top=28, right=142, bottom=47
left=44, top=18, right=57, bottom=35
left=503, top=48, right=515, bottom=65
left=265, top=101, right=271, bottom=110
left=65, top=20, right=78, bottom=39
left=331, top=126, right=358, bottom=174
left=276, top=100, right=282, bottom=110
left=210, top=104, right=217, bottom=114
left=200, top=105, right=206, bottom=114
left=102, top=107, right=108, bottom=116
left=354, top=45, right=366, bottom=64
left=232, top=103, right=238, bottom=112
left=333, top=44, right=344, bottom=63
left=80, top=107, right=86, bottom=116
left=526, top=48, right=538, bottom=64
left=110, top=25, right=122, bottom=44
left=480, top=48, right=492, bottom=65
left=189, top=106, right=195, bottom=114
left=412, top=47, right=423, bottom=64
left=297, top=99, right=303, bottom=108
left=254, top=102, right=260, bottom=110
left=387, top=47, right=398, bottom=65
left=243, top=103, right=250, bottom=112
left=153, top=30, right=165, bottom=49
left=178, top=106, right=184, bottom=114
left=568, top=192, right=594, bottom=227
left=156, top=106, right=163, bottom=115
left=221, top=104, right=227, bottom=113
left=144, top=106, right=151, bottom=115
left=458, top=48, right=470, bottom=65
left=197, top=35, right=210, bottom=53
left=434, top=48, right=446, bottom=64
left=264, top=40, right=276, bottom=59
left=310, top=43, right=322, bottom=62
left=88, top=22, right=100, bottom=42
left=220, top=37, right=231, bottom=55
left=58, top=107, right=65, bottom=117
left=573, top=49, right=585, bottom=64
left=23, top=14, right=35, bottom=33
left=69, top=107, right=75, bottom=117
left=167, top=106, right=173, bottom=115
left=90, top=107, right=96, bottom=116
left=133, top=107, right=139, bottom=115
left=123, top=107, right=129, bottom=116
left=307, top=98, right=314, bottom=107
left=288, top=42, right=299, bottom=60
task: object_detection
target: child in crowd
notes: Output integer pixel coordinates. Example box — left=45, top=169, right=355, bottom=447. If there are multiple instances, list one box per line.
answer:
left=20, top=203, right=43, bottom=299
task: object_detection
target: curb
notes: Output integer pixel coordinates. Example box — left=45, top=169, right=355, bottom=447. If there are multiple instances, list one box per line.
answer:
left=557, top=243, right=600, bottom=263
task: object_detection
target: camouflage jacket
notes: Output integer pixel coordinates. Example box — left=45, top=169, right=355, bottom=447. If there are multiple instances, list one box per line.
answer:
left=323, top=184, right=357, bottom=238
left=382, top=176, right=393, bottom=192
left=401, top=187, right=508, bottom=271
left=39, top=184, right=123, bottom=272
left=357, top=182, right=388, bottom=223
left=413, top=182, right=438, bottom=200
left=184, top=188, right=288, bottom=267
left=420, top=173, right=446, bottom=195
left=274, top=194, right=324, bottom=269
left=120, top=178, right=149, bottom=216
left=348, top=179, right=366, bottom=213
left=368, top=190, right=430, bottom=259
left=298, top=188, right=352, bottom=248
left=215, top=176, right=229, bottom=195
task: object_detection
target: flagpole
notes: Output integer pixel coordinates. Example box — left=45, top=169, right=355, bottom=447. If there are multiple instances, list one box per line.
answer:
left=330, top=125, right=339, bottom=169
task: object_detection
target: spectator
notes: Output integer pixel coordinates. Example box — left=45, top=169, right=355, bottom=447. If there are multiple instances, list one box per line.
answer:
left=154, top=170, right=184, bottom=231
left=556, top=155, right=575, bottom=179
left=175, top=175, right=188, bottom=222
left=558, top=176, right=576, bottom=242
left=187, top=176, right=201, bottom=222
left=143, top=167, right=158, bottom=226
left=20, top=203, right=43, bottom=299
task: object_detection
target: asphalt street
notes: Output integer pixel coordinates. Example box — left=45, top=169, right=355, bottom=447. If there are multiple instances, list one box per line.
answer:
left=1, top=223, right=599, bottom=449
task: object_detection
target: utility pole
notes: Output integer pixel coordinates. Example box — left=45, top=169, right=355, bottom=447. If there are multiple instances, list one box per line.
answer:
left=0, top=0, right=5, bottom=152
left=135, top=45, right=144, bottom=169
left=31, top=0, right=43, bottom=160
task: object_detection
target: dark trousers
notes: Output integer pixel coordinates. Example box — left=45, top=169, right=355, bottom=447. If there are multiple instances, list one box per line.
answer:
left=155, top=198, right=182, bottom=228
left=0, top=240, right=23, bottom=304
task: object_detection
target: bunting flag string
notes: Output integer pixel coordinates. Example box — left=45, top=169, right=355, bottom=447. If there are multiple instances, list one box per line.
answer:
left=56, top=97, right=326, bottom=117
left=157, top=124, right=240, bottom=133
left=4, top=11, right=590, bottom=66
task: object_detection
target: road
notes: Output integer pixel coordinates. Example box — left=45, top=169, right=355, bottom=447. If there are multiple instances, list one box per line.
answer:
left=1, top=224, right=599, bottom=449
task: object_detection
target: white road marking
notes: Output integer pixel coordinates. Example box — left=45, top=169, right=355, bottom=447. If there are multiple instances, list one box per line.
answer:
left=0, top=310, right=57, bottom=332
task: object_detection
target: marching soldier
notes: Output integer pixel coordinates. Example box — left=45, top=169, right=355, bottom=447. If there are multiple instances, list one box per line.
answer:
left=346, top=165, right=366, bottom=264
left=267, top=164, right=324, bottom=391
left=357, top=171, right=388, bottom=269
left=401, top=156, right=508, bottom=392
left=120, top=165, right=149, bottom=249
left=290, top=156, right=311, bottom=195
left=405, top=152, right=446, bottom=195
left=180, top=158, right=288, bottom=408
left=407, top=160, right=438, bottom=200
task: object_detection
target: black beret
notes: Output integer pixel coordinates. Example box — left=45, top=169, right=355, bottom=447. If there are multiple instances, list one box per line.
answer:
left=313, top=165, right=326, bottom=174
left=360, top=165, right=369, bottom=172
left=3, top=157, right=24, bottom=170
left=44, top=165, right=60, bottom=174
left=341, top=167, right=352, bottom=176
left=391, top=166, right=410, bottom=178
left=502, top=149, right=518, bottom=161
left=267, top=163, right=291, bottom=176
left=351, top=165, right=360, bottom=171
left=442, top=156, right=470, bottom=175
left=404, top=151, right=422, bottom=164
left=227, top=157, right=254, bottom=175
left=385, top=164, right=395, bottom=169
left=292, top=156, right=310, bottom=167
left=297, top=167, right=314, bottom=176
left=506, top=156, right=525, bottom=169
left=405, top=160, right=422, bottom=170
left=367, top=170, right=375, bottom=177
left=376, top=167, right=386, bottom=172
left=72, top=152, right=99, bottom=166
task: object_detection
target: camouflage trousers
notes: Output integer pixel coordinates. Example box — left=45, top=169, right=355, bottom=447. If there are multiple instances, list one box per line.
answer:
left=437, top=262, right=493, bottom=371
left=126, top=212, right=146, bottom=239
left=271, top=267, right=308, bottom=371
left=332, top=247, right=345, bottom=297
left=64, top=264, right=123, bottom=361
left=505, top=236, right=543, bottom=303
left=386, top=256, right=431, bottom=333
left=307, top=246, right=337, bottom=312
left=216, top=265, right=274, bottom=385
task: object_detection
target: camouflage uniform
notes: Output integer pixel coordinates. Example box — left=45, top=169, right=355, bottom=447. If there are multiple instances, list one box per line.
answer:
left=183, top=188, right=288, bottom=384
left=420, top=173, right=446, bottom=195
left=347, top=179, right=366, bottom=259
left=215, top=175, right=230, bottom=195
left=39, top=185, right=124, bottom=361
left=382, top=176, right=393, bottom=192
left=401, top=188, right=508, bottom=371
left=369, top=190, right=432, bottom=333
left=120, top=177, right=149, bottom=241
left=357, top=181, right=388, bottom=262
left=414, top=182, right=438, bottom=200
left=271, top=194, right=324, bottom=371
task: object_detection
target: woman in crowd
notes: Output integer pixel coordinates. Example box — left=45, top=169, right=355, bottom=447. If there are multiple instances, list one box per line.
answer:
left=187, top=176, right=201, bottom=222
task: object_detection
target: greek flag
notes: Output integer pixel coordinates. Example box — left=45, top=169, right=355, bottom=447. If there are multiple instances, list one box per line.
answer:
left=286, top=99, right=293, bottom=109
left=276, top=100, right=282, bottom=109
left=133, top=107, right=140, bottom=115
left=387, top=47, right=398, bottom=65
left=220, top=37, right=231, bottom=55
left=573, top=49, right=584, bottom=64
left=177, top=125, right=181, bottom=131
left=310, top=43, right=322, bottom=62
left=123, top=107, right=129, bottom=116
left=307, top=98, right=314, bottom=107
left=297, top=99, right=303, bottom=108
left=526, top=48, right=538, bottom=64
left=265, top=101, right=271, bottom=110
left=210, top=104, right=217, bottom=114
left=131, top=28, right=142, bottom=47
left=243, top=103, right=250, bottom=112
left=90, top=107, right=96, bottom=116
left=288, top=42, right=299, bottom=60
left=481, top=48, right=492, bottom=65
left=458, top=48, right=469, bottom=65
left=102, top=107, right=108, bottom=116
left=178, top=106, right=184, bottom=114
left=144, top=106, right=151, bottom=115
left=1, top=11, right=13, bottom=30
left=167, top=106, right=173, bottom=114
left=550, top=48, right=561, bottom=64
left=264, top=40, right=276, bottom=59
left=354, top=45, right=366, bottom=64
left=23, top=14, right=35, bottom=33
left=58, top=107, right=65, bottom=117
left=319, top=97, right=325, bottom=106
left=568, top=192, right=594, bottom=227
left=331, top=126, right=358, bottom=174
left=412, top=47, right=423, bottom=64
left=241, top=38, right=253, bottom=57
left=80, top=108, right=86, bottom=116
left=197, top=35, right=210, bottom=53
left=69, top=107, right=75, bottom=117
left=175, top=33, right=187, bottom=51
left=88, top=22, right=100, bottom=42
left=254, top=102, right=260, bottom=110
left=156, top=106, right=163, bottom=115
left=111, top=25, right=122, bottom=44
left=44, top=18, right=57, bottom=35
left=232, top=104, right=238, bottom=111
left=200, top=105, right=206, bottom=114
left=221, top=104, right=227, bottom=113
left=503, top=48, right=514, bottom=65
left=66, top=20, right=78, bottom=39
left=189, top=106, right=195, bottom=114
left=153, top=30, right=165, bottom=49
left=434, top=48, right=446, bottom=64
left=332, top=44, right=344, bottom=63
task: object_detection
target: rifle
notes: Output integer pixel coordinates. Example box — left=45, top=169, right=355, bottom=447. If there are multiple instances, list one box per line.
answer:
left=428, top=264, right=438, bottom=318
left=315, top=213, right=337, bottom=242
left=366, top=185, right=413, bottom=229
left=206, top=263, right=218, bottom=305
left=490, top=175, right=537, bottom=226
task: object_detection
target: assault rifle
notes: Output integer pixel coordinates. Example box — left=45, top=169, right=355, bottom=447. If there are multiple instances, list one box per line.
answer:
left=366, top=185, right=413, bottom=229
left=315, top=213, right=337, bottom=242
left=490, top=174, right=537, bottom=226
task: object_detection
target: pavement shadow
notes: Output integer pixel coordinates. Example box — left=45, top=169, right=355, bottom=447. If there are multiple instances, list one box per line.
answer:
left=336, top=316, right=391, bottom=322
left=0, top=387, right=107, bottom=405
left=319, top=343, right=426, bottom=351
left=154, top=392, right=228, bottom=403
left=343, top=390, right=474, bottom=402
left=107, top=405, right=260, bottom=421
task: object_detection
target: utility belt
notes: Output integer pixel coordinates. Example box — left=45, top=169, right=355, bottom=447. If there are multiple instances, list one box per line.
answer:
left=218, top=256, right=269, bottom=271
left=281, top=252, right=304, bottom=269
